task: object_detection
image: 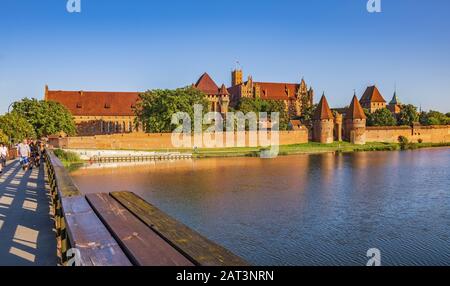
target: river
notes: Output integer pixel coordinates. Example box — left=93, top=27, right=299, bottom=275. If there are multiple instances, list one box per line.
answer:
left=70, top=148, right=450, bottom=266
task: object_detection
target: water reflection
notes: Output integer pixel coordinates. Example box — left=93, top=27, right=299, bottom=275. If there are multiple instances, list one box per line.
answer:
left=71, top=148, right=450, bottom=266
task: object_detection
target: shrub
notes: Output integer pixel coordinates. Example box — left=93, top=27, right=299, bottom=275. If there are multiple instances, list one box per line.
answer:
left=418, top=138, right=423, bottom=144
left=398, top=136, right=409, bottom=145
left=54, top=149, right=81, bottom=163
left=398, top=136, right=409, bottom=150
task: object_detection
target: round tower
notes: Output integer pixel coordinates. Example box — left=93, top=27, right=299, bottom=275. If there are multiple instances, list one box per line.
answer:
left=334, top=112, right=343, bottom=142
left=344, top=94, right=367, bottom=145
left=312, top=94, right=335, bottom=144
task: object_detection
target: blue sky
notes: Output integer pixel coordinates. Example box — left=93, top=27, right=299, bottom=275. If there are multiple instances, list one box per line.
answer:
left=1, top=0, right=449, bottom=113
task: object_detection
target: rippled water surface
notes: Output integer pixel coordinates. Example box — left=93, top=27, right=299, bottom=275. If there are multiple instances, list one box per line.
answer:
left=70, top=148, right=450, bottom=265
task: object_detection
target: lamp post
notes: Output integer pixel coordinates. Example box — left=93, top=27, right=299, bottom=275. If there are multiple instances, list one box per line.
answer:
left=7, top=102, right=14, bottom=114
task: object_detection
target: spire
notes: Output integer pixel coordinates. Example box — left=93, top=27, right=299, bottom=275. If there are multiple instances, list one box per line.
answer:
left=313, top=93, right=334, bottom=120
left=44, top=85, right=49, bottom=101
left=389, top=91, right=401, bottom=105
left=219, top=84, right=229, bottom=95
left=346, top=95, right=367, bottom=120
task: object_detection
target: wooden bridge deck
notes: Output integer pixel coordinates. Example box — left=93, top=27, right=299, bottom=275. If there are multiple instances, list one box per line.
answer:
left=0, top=160, right=57, bottom=266
left=45, top=150, right=248, bottom=266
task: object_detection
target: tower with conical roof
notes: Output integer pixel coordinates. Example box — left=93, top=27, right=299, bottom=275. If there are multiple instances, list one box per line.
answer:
left=312, top=94, right=335, bottom=144
left=219, top=84, right=230, bottom=113
left=345, top=94, right=367, bottom=145
left=388, top=91, right=402, bottom=114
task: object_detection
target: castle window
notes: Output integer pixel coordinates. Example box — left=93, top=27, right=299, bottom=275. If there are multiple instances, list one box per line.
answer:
left=76, top=102, right=82, bottom=108
left=104, top=103, right=111, bottom=109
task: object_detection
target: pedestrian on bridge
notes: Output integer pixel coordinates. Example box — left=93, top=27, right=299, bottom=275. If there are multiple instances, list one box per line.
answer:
left=0, top=142, right=7, bottom=174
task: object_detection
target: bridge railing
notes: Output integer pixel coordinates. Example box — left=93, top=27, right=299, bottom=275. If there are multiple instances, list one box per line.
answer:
left=45, top=150, right=80, bottom=263
left=45, top=150, right=131, bottom=265
left=44, top=149, right=248, bottom=266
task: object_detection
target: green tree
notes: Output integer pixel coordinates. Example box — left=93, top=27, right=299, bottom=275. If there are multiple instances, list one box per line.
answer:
left=12, top=98, right=76, bottom=138
left=419, top=110, right=449, bottom=125
left=0, top=113, right=36, bottom=143
left=300, top=104, right=318, bottom=124
left=398, top=104, right=419, bottom=126
left=446, top=112, right=450, bottom=118
left=135, top=87, right=209, bottom=133
left=234, top=97, right=289, bottom=130
left=0, top=129, right=8, bottom=143
left=367, top=108, right=397, bottom=126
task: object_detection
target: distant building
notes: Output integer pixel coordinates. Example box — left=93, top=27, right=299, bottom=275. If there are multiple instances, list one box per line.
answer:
left=193, top=73, right=230, bottom=114
left=45, top=85, right=140, bottom=136
left=387, top=92, right=402, bottom=114
left=360, top=85, right=387, bottom=113
left=227, top=69, right=314, bottom=118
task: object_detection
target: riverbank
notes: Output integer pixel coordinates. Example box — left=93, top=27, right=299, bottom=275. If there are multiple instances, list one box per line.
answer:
left=191, top=142, right=450, bottom=158
left=55, top=142, right=450, bottom=163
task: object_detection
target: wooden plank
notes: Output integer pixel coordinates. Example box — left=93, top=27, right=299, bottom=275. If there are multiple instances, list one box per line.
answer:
left=86, top=193, right=194, bottom=266
left=61, top=196, right=132, bottom=266
left=110, top=191, right=249, bottom=266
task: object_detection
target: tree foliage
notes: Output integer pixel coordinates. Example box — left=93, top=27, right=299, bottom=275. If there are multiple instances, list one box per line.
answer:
left=398, top=104, right=419, bottom=126
left=0, top=129, right=8, bottom=143
left=234, top=97, right=290, bottom=130
left=300, top=104, right=318, bottom=124
left=135, top=87, right=209, bottom=133
left=367, top=108, right=397, bottom=126
left=0, top=112, right=36, bottom=143
left=12, top=98, right=77, bottom=138
left=419, top=110, right=449, bottom=125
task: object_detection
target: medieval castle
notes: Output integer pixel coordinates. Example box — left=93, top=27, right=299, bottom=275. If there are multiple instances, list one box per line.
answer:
left=45, top=68, right=418, bottom=146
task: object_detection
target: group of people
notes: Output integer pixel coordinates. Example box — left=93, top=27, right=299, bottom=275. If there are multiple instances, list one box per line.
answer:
left=0, top=139, right=45, bottom=175
left=17, top=139, right=45, bottom=171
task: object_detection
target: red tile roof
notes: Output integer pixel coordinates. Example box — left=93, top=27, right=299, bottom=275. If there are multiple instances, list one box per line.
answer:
left=46, top=90, right=140, bottom=116
left=219, top=84, right=229, bottom=95
left=313, top=95, right=334, bottom=120
left=360, top=86, right=386, bottom=103
left=256, top=82, right=300, bottom=100
left=346, top=95, right=367, bottom=120
left=194, top=73, right=220, bottom=95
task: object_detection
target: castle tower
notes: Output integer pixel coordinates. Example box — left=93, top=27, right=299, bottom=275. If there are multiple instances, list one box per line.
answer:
left=44, top=85, right=49, bottom=101
left=345, top=94, right=367, bottom=145
left=231, top=69, right=243, bottom=86
left=388, top=91, right=402, bottom=114
left=334, top=112, right=343, bottom=142
left=218, top=84, right=230, bottom=113
left=360, top=85, right=387, bottom=113
left=312, top=94, right=335, bottom=144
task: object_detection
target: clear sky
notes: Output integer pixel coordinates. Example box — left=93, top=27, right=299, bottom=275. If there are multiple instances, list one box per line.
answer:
left=1, top=0, right=449, bottom=113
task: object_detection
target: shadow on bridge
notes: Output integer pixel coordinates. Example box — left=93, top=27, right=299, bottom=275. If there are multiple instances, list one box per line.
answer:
left=0, top=160, right=57, bottom=266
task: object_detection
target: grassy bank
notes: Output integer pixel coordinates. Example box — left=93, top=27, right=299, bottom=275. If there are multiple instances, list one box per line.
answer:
left=58, top=142, right=450, bottom=162
left=53, top=149, right=84, bottom=169
left=190, top=142, right=450, bottom=158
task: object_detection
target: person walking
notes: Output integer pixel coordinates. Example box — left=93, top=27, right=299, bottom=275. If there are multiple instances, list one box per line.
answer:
left=0, top=143, right=8, bottom=174
left=17, top=139, right=31, bottom=171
